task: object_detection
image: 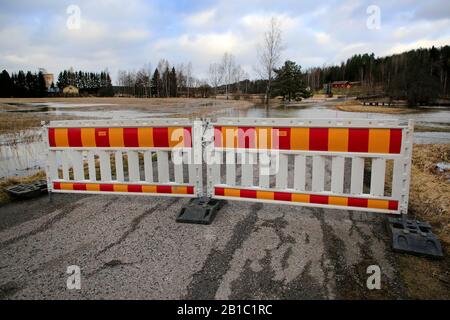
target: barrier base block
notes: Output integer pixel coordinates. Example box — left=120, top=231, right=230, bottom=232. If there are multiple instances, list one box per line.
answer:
left=387, top=217, right=443, bottom=258
left=176, top=197, right=227, bottom=225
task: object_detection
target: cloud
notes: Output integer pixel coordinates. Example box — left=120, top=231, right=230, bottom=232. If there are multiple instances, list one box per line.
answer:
left=0, top=0, right=449, bottom=82
left=185, top=9, right=216, bottom=27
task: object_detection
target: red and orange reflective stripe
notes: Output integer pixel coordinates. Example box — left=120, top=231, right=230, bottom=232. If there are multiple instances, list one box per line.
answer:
left=213, top=126, right=402, bottom=154
left=53, top=182, right=194, bottom=195
left=49, top=127, right=192, bottom=148
left=214, top=187, right=398, bottom=211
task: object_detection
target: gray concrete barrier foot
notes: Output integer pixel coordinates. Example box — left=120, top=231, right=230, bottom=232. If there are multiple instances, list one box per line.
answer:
left=386, top=216, right=443, bottom=258
left=176, top=197, right=227, bottom=225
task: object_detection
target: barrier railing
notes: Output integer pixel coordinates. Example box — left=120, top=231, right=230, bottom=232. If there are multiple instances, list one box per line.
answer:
left=205, top=118, right=413, bottom=215
left=45, top=119, right=203, bottom=198
left=45, top=117, right=413, bottom=217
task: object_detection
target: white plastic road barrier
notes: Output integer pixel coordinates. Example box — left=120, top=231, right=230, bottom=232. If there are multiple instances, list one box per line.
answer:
left=44, top=119, right=203, bottom=198
left=45, top=117, right=414, bottom=216
left=205, top=118, right=413, bottom=215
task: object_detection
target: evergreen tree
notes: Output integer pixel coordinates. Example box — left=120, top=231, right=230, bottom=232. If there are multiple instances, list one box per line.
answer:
left=273, top=60, right=311, bottom=101
left=169, top=67, right=177, bottom=97
left=151, top=68, right=161, bottom=97
left=0, top=70, right=13, bottom=97
left=37, top=71, right=48, bottom=97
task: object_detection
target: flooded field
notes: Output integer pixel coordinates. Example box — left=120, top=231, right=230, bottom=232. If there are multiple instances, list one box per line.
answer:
left=0, top=97, right=449, bottom=178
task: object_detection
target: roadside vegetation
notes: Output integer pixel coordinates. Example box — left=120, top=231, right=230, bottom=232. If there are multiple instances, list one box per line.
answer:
left=397, top=144, right=450, bottom=299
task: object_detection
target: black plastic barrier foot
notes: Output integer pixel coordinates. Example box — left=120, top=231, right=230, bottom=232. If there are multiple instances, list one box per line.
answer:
left=5, top=180, right=47, bottom=199
left=387, top=217, right=443, bottom=258
left=176, top=197, right=227, bottom=225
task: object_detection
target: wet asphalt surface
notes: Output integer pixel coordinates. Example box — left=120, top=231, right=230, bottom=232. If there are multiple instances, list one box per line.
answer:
left=0, top=192, right=407, bottom=299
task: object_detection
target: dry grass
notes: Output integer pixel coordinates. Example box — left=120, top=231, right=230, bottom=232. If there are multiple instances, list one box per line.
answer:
left=414, top=125, right=450, bottom=133
left=395, top=144, right=450, bottom=299
left=335, top=100, right=418, bottom=114
left=408, top=144, right=450, bottom=243
left=0, top=170, right=46, bottom=204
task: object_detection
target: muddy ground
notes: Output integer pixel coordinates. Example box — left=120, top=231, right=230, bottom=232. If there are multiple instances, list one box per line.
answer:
left=0, top=191, right=441, bottom=300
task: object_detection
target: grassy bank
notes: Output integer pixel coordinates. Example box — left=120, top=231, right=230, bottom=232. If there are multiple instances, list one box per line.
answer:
left=397, top=144, right=450, bottom=299
left=335, top=100, right=418, bottom=114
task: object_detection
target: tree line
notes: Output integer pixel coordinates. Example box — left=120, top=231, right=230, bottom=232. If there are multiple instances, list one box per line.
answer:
left=0, top=70, right=47, bottom=98
left=116, top=60, right=194, bottom=98
left=305, top=46, right=450, bottom=105
left=57, top=69, right=113, bottom=96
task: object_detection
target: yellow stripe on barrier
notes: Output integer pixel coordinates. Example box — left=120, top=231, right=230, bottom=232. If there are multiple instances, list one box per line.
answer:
left=329, top=196, right=348, bottom=206
left=54, top=128, right=69, bottom=147
left=256, top=127, right=272, bottom=149
left=113, top=184, right=128, bottom=192
left=257, top=190, right=274, bottom=200
left=368, top=129, right=390, bottom=153
left=328, top=128, right=349, bottom=152
left=109, top=128, right=124, bottom=147
left=60, top=182, right=73, bottom=190
left=223, top=127, right=238, bottom=148
left=224, top=188, right=240, bottom=197
left=172, top=186, right=188, bottom=194
left=81, top=128, right=96, bottom=147
left=138, top=128, right=154, bottom=147
left=291, top=128, right=309, bottom=150
left=368, top=199, right=389, bottom=209
left=142, top=185, right=157, bottom=193
left=292, top=194, right=309, bottom=203
left=86, top=183, right=100, bottom=191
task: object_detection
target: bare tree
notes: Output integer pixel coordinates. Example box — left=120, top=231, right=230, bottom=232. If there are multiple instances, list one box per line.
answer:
left=256, top=17, right=284, bottom=104
left=233, top=65, right=246, bottom=93
left=135, top=66, right=150, bottom=97
left=220, top=52, right=236, bottom=100
left=185, top=62, right=193, bottom=97
left=157, top=59, right=170, bottom=97
left=208, top=63, right=222, bottom=97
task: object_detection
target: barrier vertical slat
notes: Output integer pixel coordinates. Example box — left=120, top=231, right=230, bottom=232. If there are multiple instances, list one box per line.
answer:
left=48, top=151, right=58, bottom=180
left=392, top=159, right=403, bottom=199
left=173, top=149, right=183, bottom=184
left=370, top=158, right=386, bottom=196
left=399, top=120, right=414, bottom=214
left=193, top=121, right=203, bottom=196
left=259, top=151, right=270, bottom=188
left=188, top=150, right=195, bottom=185
left=71, top=151, right=84, bottom=180
left=143, top=151, right=153, bottom=182
left=157, top=150, right=169, bottom=183
left=312, top=155, right=325, bottom=192
left=242, top=151, right=253, bottom=187
left=98, top=151, right=112, bottom=181
left=350, top=157, right=364, bottom=194
left=276, top=154, right=288, bottom=189
left=127, top=151, right=140, bottom=181
left=210, top=149, right=221, bottom=186
left=294, top=155, right=306, bottom=191
left=331, top=156, right=345, bottom=193
left=87, top=151, right=96, bottom=181
left=226, top=150, right=236, bottom=186
left=115, top=151, right=124, bottom=182
left=61, top=151, right=70, bottom=180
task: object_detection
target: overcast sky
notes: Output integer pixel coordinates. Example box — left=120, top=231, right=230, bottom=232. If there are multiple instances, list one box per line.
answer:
left=0, top=0, right=449, bottom=83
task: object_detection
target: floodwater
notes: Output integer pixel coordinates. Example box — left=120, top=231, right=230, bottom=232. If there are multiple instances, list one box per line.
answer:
left=1, top=100, right=449, bottom=178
